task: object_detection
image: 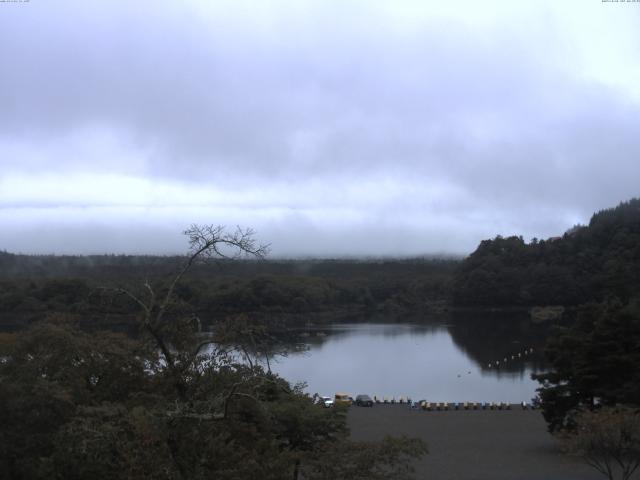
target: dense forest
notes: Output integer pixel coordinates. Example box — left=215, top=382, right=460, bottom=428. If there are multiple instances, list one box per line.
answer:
left=0, top=227, right=428, bottom=479
left=533, top=298, right=640, bottom=432
left=446, top=199, right=640, bottom=471
left=3, top=198, right=639, bottom=333
left=0, top=254, right=456, bottom=332
left=2, top=199, right=640, bottom=477
left=0, top=311, right=427, bottom=479
left=452, top=198, right=640, bottom=307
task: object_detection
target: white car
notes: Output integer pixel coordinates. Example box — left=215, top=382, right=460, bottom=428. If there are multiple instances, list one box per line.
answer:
left=321, top=396, right=334, bottom=408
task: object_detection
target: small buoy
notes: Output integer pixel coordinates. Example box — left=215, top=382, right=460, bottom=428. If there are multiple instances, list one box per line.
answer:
left=511, top=356, right=515, bottom=360
left=503, top=357, right=507, bottom=362
left=488, top=363, right=492, bottom=368
left=518, top=353, right=521, bottom=357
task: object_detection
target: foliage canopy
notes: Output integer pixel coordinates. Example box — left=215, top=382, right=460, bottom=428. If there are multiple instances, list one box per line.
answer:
left=534, top=300, right=640, bottom=433
left=0, top=225, right=426, bottom=479
left=453, top=198, right=640, bottom=306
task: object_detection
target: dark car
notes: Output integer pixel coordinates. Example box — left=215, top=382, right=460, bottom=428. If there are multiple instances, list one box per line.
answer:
left=355, top=394, right=374, bottom=407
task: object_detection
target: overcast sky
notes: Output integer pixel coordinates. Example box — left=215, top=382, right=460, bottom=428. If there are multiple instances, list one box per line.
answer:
left=1, top=0, right=639, bottom=257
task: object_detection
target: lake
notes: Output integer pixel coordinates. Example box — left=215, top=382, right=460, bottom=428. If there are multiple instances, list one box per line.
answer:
left=269, top=315, right=548, bottom=404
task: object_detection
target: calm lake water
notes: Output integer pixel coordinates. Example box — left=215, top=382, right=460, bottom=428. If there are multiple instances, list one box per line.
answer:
left=270, top=317, right=548, bottom=404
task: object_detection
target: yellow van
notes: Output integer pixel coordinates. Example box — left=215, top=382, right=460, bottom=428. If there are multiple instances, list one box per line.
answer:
left=334, top=393, right=352, bottom=406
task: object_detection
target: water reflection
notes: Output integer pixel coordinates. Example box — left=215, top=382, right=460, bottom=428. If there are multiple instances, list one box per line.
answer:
left=270, top=315, right=548, bottom=403
left=448, top=310, right=548, bottom=374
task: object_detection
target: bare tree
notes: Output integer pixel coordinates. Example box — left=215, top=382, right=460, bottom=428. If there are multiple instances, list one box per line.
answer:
left=215, top=313, right=292, bottom=374
left=562, top=406, right=640, bottom=480
left=113, top=225, right=269, bottom=397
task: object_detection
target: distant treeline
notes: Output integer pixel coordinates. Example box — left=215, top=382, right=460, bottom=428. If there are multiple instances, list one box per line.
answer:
left=0, top=254, right=458, bottom=330
left=452, top=198, right=640, bottom=307
left=2, top=197, right=638, bottom=326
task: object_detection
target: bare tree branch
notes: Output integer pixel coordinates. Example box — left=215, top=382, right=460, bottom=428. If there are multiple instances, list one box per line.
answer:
left=103, top=225, right=268, bottom=398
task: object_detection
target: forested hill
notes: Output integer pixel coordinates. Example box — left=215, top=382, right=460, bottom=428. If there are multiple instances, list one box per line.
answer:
left=0, top=254, right=457, bottom=330
left=452, top=198, right=640, bottom=307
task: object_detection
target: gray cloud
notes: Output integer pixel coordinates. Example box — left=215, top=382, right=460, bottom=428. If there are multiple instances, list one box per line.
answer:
left=1, top=0, right=639, bottom=255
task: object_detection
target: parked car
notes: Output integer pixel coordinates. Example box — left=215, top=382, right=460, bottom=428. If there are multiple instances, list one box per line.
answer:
left=320, top=396, right=334, bottom=408
left=355, top=394, right=374, bottom=407
left=334, top=393, right=352, bottom=406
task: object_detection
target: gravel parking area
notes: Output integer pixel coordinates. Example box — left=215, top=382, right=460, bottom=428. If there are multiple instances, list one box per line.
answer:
left=348, top=404, right=605, bottom=480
